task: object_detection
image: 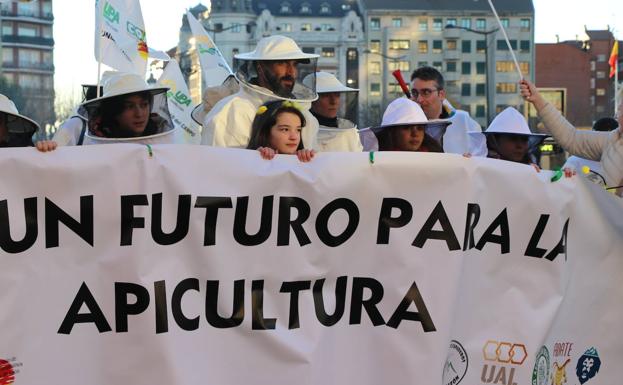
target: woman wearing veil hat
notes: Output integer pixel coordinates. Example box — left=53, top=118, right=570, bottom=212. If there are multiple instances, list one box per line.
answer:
left=0, top=94, right=39, bottom=148
left=362, top=98, right=451, bottom=153
left=197, top=35, right=320, bottom=150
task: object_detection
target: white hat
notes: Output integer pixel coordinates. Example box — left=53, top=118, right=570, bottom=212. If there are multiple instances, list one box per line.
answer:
left=484, top=107, right=547, bottom=139
left=303, top=72, right=358, bottom=93
left=0, top=93, right=40, bottom=135
left=81, top=72, right=168, bottom=110
left=368, top=98, right=450, bottom=133
left=235, top=35, right=319, bottom=61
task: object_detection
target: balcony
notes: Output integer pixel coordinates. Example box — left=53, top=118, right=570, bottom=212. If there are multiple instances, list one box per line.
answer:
left=0, top=9, right=54, bottom=23
left=1, top=35, right=54, bottom=47
left=2, top=61, right=54, bottom=73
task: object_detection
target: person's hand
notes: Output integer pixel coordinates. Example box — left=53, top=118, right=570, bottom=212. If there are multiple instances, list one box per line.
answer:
left=35, top=140, right=57, bottom=152
left=563, top=167, right=576, bottom=178
left=519, top=79, right=547, bottom=110
left=462, top=152, right=472, bottom=158
left=258, top=147, right=276, bottom=160
left=296, top=149, right=315, bottom=163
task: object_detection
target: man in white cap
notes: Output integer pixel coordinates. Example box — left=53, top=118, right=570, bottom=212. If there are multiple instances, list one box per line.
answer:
left=410, top=66, right=487, bottom=156
left=0, top=94, right=39, bottom=148
left=302, top=72, right=362, bottom=152
left=199, top=35, right=320, bottom=149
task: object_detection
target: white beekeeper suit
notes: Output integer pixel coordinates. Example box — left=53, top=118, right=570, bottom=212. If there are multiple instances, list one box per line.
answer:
left=199, top=35, right=320, bottom=149
left=438, top=100, right=488, bottom=156
left=302, top=72, right=362, bottom=152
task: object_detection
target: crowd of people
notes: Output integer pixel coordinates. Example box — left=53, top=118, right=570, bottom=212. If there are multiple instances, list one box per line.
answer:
left=1, top=35, right=622, bottom=195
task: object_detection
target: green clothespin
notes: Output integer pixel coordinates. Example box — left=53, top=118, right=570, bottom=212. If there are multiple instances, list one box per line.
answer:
left=550, top=168, right=563, bottom=182
left=369, top=151, right=375, bottom=164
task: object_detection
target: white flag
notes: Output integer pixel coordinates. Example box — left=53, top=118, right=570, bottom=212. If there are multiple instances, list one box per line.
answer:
left=157, top=60, right=201, bottom=144
left=94, top=0, right=148, bottom=75
left=186, top=11, right=233, bottom=87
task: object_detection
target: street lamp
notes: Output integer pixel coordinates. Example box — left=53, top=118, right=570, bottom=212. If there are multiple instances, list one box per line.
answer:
left=445, top=24, right=498, bottom=125
left=363, top=48, right=407, bottom=113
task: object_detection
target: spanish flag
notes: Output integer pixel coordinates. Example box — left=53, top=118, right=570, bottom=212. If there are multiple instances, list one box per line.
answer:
left=609, top=41, right=618, bottom=78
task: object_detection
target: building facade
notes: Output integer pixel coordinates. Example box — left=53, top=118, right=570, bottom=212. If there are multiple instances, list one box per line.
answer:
left=175, top=0, right=534, bottom=127
left=536, top=29, right=621, bottom=129
left=0, top=0, right=55, bottom=129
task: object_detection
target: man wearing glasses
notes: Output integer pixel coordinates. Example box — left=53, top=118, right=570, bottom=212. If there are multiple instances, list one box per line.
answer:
left=410, top=66, right=487, bottom=156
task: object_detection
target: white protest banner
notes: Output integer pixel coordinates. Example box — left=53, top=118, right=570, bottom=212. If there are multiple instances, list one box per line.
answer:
left=186, top=11, right=233, bottom=88
left=157, top=60, right=201, bottom=144
left=94, top=0, right=148, bottom=75
left=1, top=146, right=622, bottom=385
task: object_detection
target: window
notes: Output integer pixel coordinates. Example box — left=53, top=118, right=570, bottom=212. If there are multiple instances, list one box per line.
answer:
left=320, top=2, right=330, bottom=14
left=370, top=83, right=381, bottom=96
left=476, top=105, right=485, bottom=117
left=496, top=105, right=510, bottom=114
left=520, top=40, right=530, bottom=53
left=500, top=18, right=509, bottom=28
left=280, top=23, right=292, bottom=32
left=230, top=23, right=241, bottom=32
left=417, top=61, right=428, bottom=68
left=300, top=3, right=311, bottom=13
left=520, top=18, right=530, bottom=31
left=2, top=49, right=13, bottom=65
left=321, top=47, right=335, bottom=57
left=496, top=61, right=513, bottom=72
left=597, top=54, right=606, bottom=62
left=461, top=18, right=471, bottom=29
left=446, top=18, right=457, bottom=27
left=370, top=61, right=381, bottom=75
left=42, top=26, right=52, bottom=38
left=17, top=24, right=37, bottom=37
left=320, top=23, right=332, bottom=31
left=596, top=105, right=606, bottom=113
left=476, top=62, right=486, bottom=74
left=447, top=39, right=457, bottom=50
left=18, top=48, right=39, bottom=65
left=42, top=76, right=53, bottom=90
left=462, top=40, right=471, bottom=53
left=389, top=39, right=410, bottom=50
left=370, top=40, right=381, bottom=53
left=18, top=73, right=40, bottom=88
left=370, top=18, right=380, bottom=30
left=280, top=1, right=291, bottom=13
left=389, top=60, right=410, bottom=72
left=497, top=40, right=517, bottom=50
left=419, top=19, right=428, bottom=31
left=433, top=18, right=443, bottom=31
left=389, top=83, right=403, bottom=94
left=433, top=61, right=443, bottom=71
left=520, top=62, right=530, bottom=74
left=301, top=23, right=312, bottom=31
left=1, top=23, right=12, bottom=36
left=496, top=83, right=517, bottom=94
left=432, top=40, right=442, bottom=53
left=461, top=83, right=471, bottom=96
left=476, top=19, right=486, bottom=30
left=596, top=71, right=606, bottom=79
left=302, top=47, right=315, bottom=54
left=476, top=40, right=486, bottom=53
left=476, top=83, right=486, bottom=96
left=591, top=78, right=595, bottom=89
left=418, top=40, right=428, bottom=53
left=447, top=61, right=457, bottom=72
left=392, top=18, right=402, bottom=28
left=461, top=62, right=471, bottom=75
left=596, top=88, right=606, bottom=96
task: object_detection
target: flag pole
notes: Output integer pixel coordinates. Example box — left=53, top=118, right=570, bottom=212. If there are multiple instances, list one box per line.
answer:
left=487, top=0, right=523, bottom=81
left=95, top=0, right=104, bottom=98
left=615, top=58, right=619, bottom=116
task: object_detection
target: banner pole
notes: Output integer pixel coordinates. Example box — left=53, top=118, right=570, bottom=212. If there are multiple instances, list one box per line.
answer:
left=487, top=0, right=523, bottom=81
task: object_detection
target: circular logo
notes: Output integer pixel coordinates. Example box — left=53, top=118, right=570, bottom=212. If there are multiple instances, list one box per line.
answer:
left=0, top=359, right=15, bottom=385
left=532, top=346, right=550, bottom=385
left=443, top=340, right=469, bottom=385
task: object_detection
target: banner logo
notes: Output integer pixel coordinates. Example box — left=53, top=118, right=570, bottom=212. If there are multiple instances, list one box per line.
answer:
left=161, top=80, right=192, bottom=108
left=103, top=2, right=120, bottom=24
left=575, top=347, right=601, bottom=384
left=481, top=340, right=527, bottom=385
left=443, top=340, right=468, bottom=385
left=551, top=341, right=573, bottom=385
left=0, top=357, right=22, bottom=385
left=531, top=346, right=550, bottom=385
left=126, top=21, right=146, bottom=41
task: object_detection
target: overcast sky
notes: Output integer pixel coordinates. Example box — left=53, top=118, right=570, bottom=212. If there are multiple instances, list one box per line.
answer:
left=52, top=0, right=621, bottom=98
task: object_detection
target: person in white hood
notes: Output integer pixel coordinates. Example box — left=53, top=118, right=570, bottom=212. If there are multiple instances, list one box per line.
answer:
left=0, top=94, right=39, bottom=148
left=302, top=72, right=362, bottom=152
left=198, top=35, right=320, bottom=149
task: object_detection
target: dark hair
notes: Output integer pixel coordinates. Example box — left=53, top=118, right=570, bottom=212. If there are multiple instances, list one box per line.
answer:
left=98, top=91, right=156, bottom=138
left=592, top=117, right=618, bottom=132
left=410, top=66, right=445, bottom=90
left=82, top=85, right=103, bottom=102
left=376, top=125, right=443, bottom=152
left=247, top=100, right=306, bottom=150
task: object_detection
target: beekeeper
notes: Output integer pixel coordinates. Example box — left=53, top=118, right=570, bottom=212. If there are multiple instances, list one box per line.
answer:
left=198, top=35, right=320, bottom=149
left=302, top=72, right=362, bottom=152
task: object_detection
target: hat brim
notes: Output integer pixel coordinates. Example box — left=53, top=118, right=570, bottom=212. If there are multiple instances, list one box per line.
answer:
left=234, top=52, right=319, bottom=62
left=81, top=87, right=169, bottom=109
left=191, top=104, right=204, bottom=126
left=318, top=86, right=359, bottom=93
left=4, top=111, right=40, bottom=135
left=482, top=131, right=549, bottom=138
left=367, top=119, right=451, bottom=134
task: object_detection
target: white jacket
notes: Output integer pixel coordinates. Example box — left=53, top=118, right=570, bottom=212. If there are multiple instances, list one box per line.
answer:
left=201, top=82, right=319, bottom=149
left=317, top=118, right=363, bottom=152
left=53, top=114, right=86, bottom=146
left=539, top=103, right=623, bottom=189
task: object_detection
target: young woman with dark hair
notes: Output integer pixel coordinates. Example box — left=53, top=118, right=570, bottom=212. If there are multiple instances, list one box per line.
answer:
left=247, top=100, right=315, bottom=162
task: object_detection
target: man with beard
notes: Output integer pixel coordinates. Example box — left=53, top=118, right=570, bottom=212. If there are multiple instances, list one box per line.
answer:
left=198, top=35, right=320, bottom=149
